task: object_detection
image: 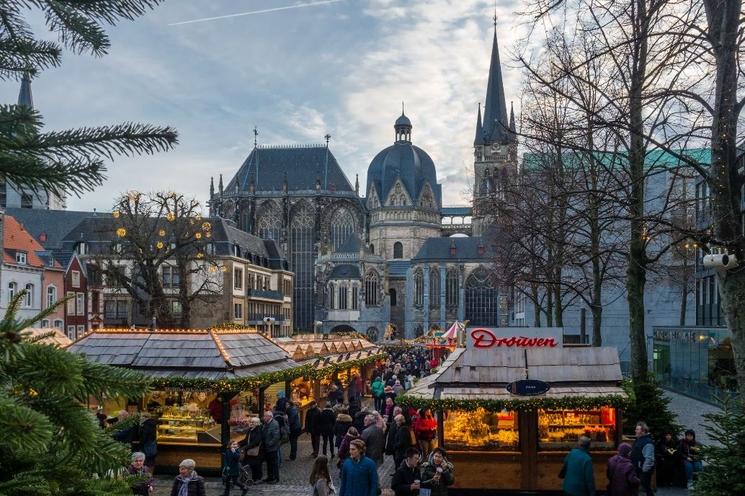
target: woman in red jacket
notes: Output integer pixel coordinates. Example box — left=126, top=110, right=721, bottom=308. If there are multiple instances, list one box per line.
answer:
left=413, top=408, right=437, bottom=458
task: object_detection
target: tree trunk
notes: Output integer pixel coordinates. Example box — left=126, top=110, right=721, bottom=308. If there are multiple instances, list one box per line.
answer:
left=591, top=303, right=603, bottom=348
left=532, top=284, right=542, bottom=327
left=546, top=290, right=554, bottom=327
left=553, top=281, right=563, bottom=327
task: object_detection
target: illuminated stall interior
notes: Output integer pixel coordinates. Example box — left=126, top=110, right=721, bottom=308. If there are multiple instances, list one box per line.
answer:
left=68, top=328, right=300, bottom=472
left=403, top=346, right=626, bottom=492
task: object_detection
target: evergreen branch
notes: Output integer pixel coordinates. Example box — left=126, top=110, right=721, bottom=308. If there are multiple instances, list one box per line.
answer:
left=76, top=359, right=149, bottom=401
left=0, top=153, right=106, bottom=197
left=0, top=36, right=61, bottom=78
left=0, top=394, right=55, bottom=454
left=11, top=343, right=84, bottom=397
left=43, top=1, right=110, bottom=55
left=31, top=0, right=167, bottom=24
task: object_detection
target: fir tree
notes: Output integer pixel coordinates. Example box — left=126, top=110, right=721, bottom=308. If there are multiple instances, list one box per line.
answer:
left=0, top=292, right=150, bottom=495
left=622, top=375, right=681, bottom=439
left=0, top=0, right=177, bottom=198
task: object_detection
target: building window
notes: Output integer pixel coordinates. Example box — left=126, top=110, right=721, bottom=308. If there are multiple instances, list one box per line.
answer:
left=393, top=242, right=403, bottom=259
left=352, top=286, right=359, bottom=310
left=66, top=325, right=76, bottom=340
left=257, top=202, right=282, bottom=241
left=234, top=267, right=244, bottom=291
left=41, top=319, right=50, bottom=327
left=414, top=269, right=424, bottom=306
left=15, top=251, right=27, bottom=265
left=329, top=283, right=336, bottom=309
left=75, top=242, right=87, bottom=255
left=465, top=267, right=499, bottom=326
left=234, top=302, right=243, bottom=319
left=104, top=300, right=128, bottom=319
left=53, top=319, right=63, bottom=329
left=338, top=285, right=348, bottom=310
left=47, top=285, right=57, bottom=308
left=8, top=282, right=17, bottom=301
left=290, top=204, right=315, bottom=331
left=446, top=269, right=459, bottom=308
left=370, top=244, right=374, bottom=254
left=430, top=268, right=440, bottom=308
left=21, top=192, right=33, bottom=208
left=171, top=300, right=182, bottom=316
left=76, top=293, right=85, bottom=316
left=389, top=288, right=397, bottom=307
left=330, top=208, right=356, bottom=251
left=66, top=291, right=76, bottom=314
left=365, top=271, right=380, bottom=306
left=71, top=270, right=81, bottom=288
left=24, top=283, right=33, bottom=307
left=162, top=265, right=180, bottom=289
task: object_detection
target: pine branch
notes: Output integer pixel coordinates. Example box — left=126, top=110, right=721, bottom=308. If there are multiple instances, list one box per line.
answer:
left=0, top=36, right=61, bottom=78
left=0, top=394, right=55, bottom=455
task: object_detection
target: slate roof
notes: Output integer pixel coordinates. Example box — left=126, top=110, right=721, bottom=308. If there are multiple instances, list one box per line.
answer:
left=335, top=233, right=362, bottom=254
left=441, top=206, right=472, bottom=216
left=6, top=207, right=101, bottom=251
left=67, top=329, right=297, bottom=380
left=387, top=260, right=410, bottom=278
left=2, top=215, right=59, bottom=268
left=328, top=264, right=361, bottom=280
left=412, top=236, right=488, bottom=262
left=226, top=145, right=354, bottom=193
left=478, top=28, right=514, bottom=145
left=367, top=141, right=442, bottom=208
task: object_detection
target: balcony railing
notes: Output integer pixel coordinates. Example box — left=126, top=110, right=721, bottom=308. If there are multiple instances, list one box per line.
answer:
left=247, top=289, right=284, bottom=301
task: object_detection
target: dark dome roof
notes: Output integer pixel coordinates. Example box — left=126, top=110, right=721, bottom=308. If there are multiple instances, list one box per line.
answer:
left=395, top=113, right=412, bottom=127
left=366, top=141, right=441, bottom=208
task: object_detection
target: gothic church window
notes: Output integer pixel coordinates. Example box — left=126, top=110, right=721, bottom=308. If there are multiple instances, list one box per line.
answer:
left=330, top=207, right=356, bottom=251
left=430, top=268, right=440, bottom=309
left=393, top=242, right=403, bottom=259
left=257, top=203, right=282, bottom=241
left=446, top=268, right=459, bottom=308
left=329, top=283, right=336, bottom=309
left=465, top=267, right=499, bottom=326
left=338, top=285, right=348, bottom=310
left=365, top=271, right=380, bottom=306
left=414, top=269, right=423, bottom=307
left=290, top=205, right=315, bottom=330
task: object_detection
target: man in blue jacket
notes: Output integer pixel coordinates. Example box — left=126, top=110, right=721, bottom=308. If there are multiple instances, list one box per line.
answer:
left=340, top=438, right=379, bottom=496
left=560, top=436, right=595, bottom=496
left=631, top=421, right=655, bottom=496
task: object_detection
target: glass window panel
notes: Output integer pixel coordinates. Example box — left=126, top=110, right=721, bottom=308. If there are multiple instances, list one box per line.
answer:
left=465, top=267, right=498, bottom=325
left=538, top=408, right=616, bottom=451
left=290, top=205, right=315, bottom=330
left=443, top=408, right=519, bottom=451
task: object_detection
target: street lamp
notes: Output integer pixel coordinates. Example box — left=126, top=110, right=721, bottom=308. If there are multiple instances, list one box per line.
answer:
left=263, top=316, right=276, bottom=337
left=314, top=320, right=323, bottom=339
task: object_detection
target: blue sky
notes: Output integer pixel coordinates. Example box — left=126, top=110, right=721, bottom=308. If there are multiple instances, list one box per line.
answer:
left=1, top=0, right=528, bottom=212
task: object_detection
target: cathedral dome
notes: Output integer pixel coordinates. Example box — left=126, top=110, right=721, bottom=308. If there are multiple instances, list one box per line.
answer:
left=366, top=112, right=441, bottom=209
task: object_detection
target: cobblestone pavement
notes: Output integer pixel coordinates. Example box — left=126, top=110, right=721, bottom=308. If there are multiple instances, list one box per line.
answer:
left=151, top=391, right=718, bottom=495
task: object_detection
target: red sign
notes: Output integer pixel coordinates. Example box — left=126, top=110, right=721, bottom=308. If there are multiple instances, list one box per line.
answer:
left=471, top=328, right=558, bottom=348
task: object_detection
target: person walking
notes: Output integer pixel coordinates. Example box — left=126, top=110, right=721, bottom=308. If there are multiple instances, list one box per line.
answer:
left=241, top=417, right=263, bottom=484
left=310, top=455, right=336, bottom=496
left=361, top=414, right=385, bottom=467
left=338, top=426, right=361, bottom=468
left=128, top=452, right=154, bottom=496
left=371, top=376, right=385, bottom=412
left=679, top=429, right=703, bottom=490
left=606, top=443, right=640, bottom=496
left=339, top=439, right=379, bottom=496
left=420, top=448, right=454, bottom=496
left=559, top=436, right=595, bottom=496
left=287, top=400, right=303, bottom=461
left=306, top=401, right=322, bottom=458
left=391, top=447, right=421, bottom=496
left=319, top=401, right=337, bottom=458
left=169, top=459, right=206, bottom=496
left=223, top=441, right=248, bottom=496
left=139, top=413, right=158, bottom=470
left=393, top=414, right=415, bottom=470
left=335, top=408, right=354, bottom=451
left=413, top=409, right=437, bottom=458
left=631, top=421, right=655, bottom=496
left=261, top=410, right=281, bottom=484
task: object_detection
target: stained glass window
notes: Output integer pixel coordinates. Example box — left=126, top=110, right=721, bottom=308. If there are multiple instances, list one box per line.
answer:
left=290, top=205, right=315, bottom=330
left=430, top=267, right=440, bottom=308
left=365, top=271, right=379, bottom=306
left=257, top=202, right=282, bottom=241
left=330, top=208, right=356, bottom=251
left=446, top=268, right=459, bottom=308
left=465, top=267, right=498, bottom=326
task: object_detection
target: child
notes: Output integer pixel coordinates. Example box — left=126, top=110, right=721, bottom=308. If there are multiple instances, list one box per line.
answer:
left=223, top=441, right=247, bottom=496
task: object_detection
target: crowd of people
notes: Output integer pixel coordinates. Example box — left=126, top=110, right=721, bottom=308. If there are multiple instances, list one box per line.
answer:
left=560, top=421, right=704, bottom=496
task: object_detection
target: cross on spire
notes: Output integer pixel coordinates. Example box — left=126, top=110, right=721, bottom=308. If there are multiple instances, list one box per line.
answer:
left=253, top=126, right=258, bottom=147
left=325, top=133, right=331, bottom=146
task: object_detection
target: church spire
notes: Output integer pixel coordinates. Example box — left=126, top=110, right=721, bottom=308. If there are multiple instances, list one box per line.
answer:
left=474, top=102, right=484, bottom=146
left=218, top=174, right=223, bottom=195
left=210, top=176, right=215, bottom=198
left=509, top=101, right=516, bottom=135
left=482, top=22, right=510, bottom=144
left=18, top=72, right=33, bottom=108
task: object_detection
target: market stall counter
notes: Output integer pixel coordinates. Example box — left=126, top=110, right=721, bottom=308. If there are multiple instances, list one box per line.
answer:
left=67, top=328, right=304, bottom=473
left=399, top=327, right=627, bottom=494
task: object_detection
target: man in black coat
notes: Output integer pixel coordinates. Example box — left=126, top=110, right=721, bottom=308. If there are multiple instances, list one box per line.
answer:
left=391, top=448, right=422, bottom=496
left=305, top=400, right=321, bottom=457
left=318, top=401, right=336, bottom=457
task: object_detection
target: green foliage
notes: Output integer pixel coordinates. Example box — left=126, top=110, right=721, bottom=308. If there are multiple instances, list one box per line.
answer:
left=0, top=1, right=177, bottom=198
left=692, top=398, right=745, bottom=496
left=0, top=292, right=151, bottom=495
left=621, top=376, right=681, bottom=438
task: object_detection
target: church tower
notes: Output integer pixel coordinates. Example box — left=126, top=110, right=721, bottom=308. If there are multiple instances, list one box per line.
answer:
left=472, top=21, right=517, bottom=236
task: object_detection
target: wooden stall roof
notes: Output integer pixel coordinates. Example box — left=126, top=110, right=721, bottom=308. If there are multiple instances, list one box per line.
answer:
left=406, top=346, right=625, bottom=400
left=272, top=335, right=380, bottom=362
left=67, top=328, right=297, bottom=380
left=23, top=327, right=72, bottom=347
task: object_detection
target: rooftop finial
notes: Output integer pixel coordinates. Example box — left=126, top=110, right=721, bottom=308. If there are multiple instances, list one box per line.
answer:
left=325, top=133, right=331, bottom=147
left=402, top=101, right=405, bottom=115
left=253, top=126, right=258, bottom=147
left=493, top=1, right=497, bottom=31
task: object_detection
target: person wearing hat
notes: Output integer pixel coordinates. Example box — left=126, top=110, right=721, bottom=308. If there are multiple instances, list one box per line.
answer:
left=606, top=443, right=640, bottom=496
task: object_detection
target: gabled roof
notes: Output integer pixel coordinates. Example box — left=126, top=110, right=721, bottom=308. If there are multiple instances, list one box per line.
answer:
left=2, top=215, right=59, bottom=268
left=67, top=329, right=297, bottom=380
left=328, top=264, right=361, bottom=280
left=226, top=145, right=354, bottom=194
left=5, top=207, right=101, bottom=251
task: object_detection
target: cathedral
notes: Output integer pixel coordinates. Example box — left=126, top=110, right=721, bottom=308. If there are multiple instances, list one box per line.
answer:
left=210, top=26, right=516, bottom=340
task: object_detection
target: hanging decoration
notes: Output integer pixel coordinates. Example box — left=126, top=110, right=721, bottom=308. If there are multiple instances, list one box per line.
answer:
left=396, top=393, right=629, bottom=413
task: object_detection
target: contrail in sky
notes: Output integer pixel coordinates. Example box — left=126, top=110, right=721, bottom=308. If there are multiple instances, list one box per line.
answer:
left=169, top=0, right=345, bottom=26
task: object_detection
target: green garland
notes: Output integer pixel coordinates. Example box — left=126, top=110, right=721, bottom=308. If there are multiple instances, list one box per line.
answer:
left=149, top=364, right=313, bottom=393
left=306, top=353, right=387, bottom=380
left=396, top=393, right=629, bottom=413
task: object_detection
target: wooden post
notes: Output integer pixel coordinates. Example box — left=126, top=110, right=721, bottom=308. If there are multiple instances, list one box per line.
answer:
left=258, top=386, right=267, bottom=415
left=285, top=380, right=292, bottom=403
left=436, top=409, right=445, bottom=448
left=220, top=392, right=232, bottom=468
left=520, top=409, right=539, bottom=491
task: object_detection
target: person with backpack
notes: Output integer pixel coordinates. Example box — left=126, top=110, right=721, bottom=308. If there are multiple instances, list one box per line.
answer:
left=371, top=377, right=385, bottom=413
left=606, top=443, right=640, bottom=496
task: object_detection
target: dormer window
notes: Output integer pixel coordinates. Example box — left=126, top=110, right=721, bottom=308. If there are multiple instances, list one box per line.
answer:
left=76, top=242, right=87, bottom=255
left=15, top=251, right=27, bottom=265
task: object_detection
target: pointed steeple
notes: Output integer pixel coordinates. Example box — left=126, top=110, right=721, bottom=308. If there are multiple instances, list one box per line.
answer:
left=210, top=176, right=215, bottom=198
left=355, top=174, right=360, bottom=195
left=509, top=101, right=516, bottom=136
left=474, top=103, right=484, bottom=146
left=18, top=72, right=33, bottom=108
left=482, top=23, right=510, bottom=144
left=218, top=174, right=224, bottom=194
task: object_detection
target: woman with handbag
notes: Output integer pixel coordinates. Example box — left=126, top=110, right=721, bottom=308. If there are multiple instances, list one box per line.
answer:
left=242, top=417, right=263, bottom=483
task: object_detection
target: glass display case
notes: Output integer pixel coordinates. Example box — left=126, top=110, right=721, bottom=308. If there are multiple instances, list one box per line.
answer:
left=290, top=377, right=314, bottom=408
left=443, top=408, right=519, bottom=451
left=538, top=408, right=616, bottom=450
left=336, top=366, right=361, bottom=387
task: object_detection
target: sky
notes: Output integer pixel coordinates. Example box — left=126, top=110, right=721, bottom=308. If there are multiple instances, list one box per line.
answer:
left=1, top=0, right=531, bottom=213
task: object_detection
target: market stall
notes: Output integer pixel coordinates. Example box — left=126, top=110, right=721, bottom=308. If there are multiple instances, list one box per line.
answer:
left=399, top=327, right=627, bottom=493
left=67, top=328, right=304, bottom=472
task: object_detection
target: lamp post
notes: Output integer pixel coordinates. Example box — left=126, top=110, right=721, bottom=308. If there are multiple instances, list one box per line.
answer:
left=314, top=320, right=323, bottom=339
